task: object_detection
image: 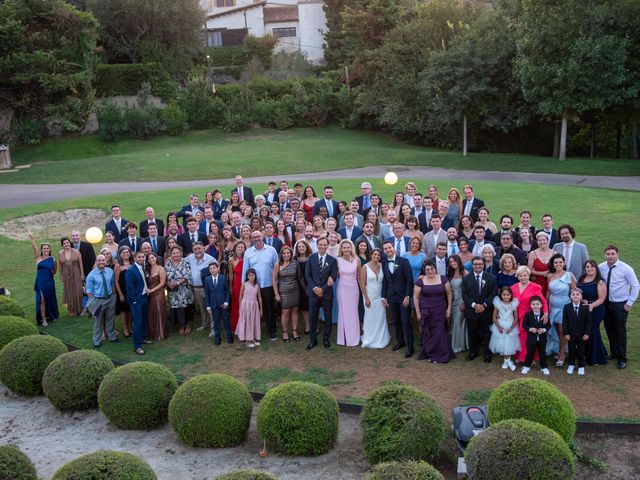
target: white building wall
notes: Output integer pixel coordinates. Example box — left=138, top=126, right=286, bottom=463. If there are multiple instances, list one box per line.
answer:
left=266, top=21, right=300, bottom=54
left=205, top=8, right=266, bottom=36
left=298, top=1, right=326, bottom=64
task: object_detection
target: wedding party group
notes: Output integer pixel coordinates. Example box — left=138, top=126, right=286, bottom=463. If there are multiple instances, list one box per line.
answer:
left=29, top=175, right=639, bottom=373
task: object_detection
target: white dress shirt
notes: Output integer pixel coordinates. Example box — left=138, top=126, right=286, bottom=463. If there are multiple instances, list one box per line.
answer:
left=599, top=260, right=640, bottom=306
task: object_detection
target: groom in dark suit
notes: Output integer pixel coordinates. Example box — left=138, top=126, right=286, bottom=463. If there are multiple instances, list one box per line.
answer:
left=305, top=237, right=338, bottom=350
left=125, top=251, right=149, bottom=355
left=381, top=240, right=415, bottom=358
left=461, top=256, right=498, bottom=362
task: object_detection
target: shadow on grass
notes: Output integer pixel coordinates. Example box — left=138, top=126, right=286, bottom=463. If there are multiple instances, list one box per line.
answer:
left=246, top=366, right=357, bottom=393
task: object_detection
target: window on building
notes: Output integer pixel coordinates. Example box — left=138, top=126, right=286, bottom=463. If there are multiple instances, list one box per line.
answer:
left=216, top=0, right=235, bottom=6
left=272, top=27, right=296, bottom=38
left=207, top=30, right=223, bottom=47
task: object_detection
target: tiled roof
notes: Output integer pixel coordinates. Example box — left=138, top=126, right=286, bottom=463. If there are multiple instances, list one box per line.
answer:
left=206, top=2, right=266, bottom=19
left=263, top=5, right=298, bottom=23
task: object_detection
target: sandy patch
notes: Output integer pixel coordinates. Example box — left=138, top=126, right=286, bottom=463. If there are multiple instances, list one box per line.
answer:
left=0, top=209, right=107, bottom=241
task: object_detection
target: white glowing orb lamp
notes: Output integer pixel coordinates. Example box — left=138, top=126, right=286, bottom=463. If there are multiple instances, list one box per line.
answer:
left=85, top=227, right=103, bottom=244
left=384, top=171, right=399, bottom=185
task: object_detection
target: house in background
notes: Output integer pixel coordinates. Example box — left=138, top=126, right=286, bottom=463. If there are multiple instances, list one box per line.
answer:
left=201, top=0, right=326, bottom=64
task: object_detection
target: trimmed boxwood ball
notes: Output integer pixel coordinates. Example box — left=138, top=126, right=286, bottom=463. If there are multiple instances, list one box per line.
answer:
left=43, top=349, right=114, bottom=411
left=0, top=444, right=38, bottom=480
left=465, top=419, right=575, bottom=480
left=488, top=378, right=576, bottom=443
left=365, top=460, right=444, bottom=480
left=257, top=381, right=339, bottom=456
left=361, top=383, right=445, bottom=464
left=52, top=450, right=156, bottom=480
left=98, top=361, right=177, bottom=430
left=0, top=316, right=38, bottom=350
left=0, top=334, right=67, bottom=395
left=0, top=296, right=25, bottom=318
left=215, top=470, right=278, bottom=480
left=169, top=373, right=252, bottom=447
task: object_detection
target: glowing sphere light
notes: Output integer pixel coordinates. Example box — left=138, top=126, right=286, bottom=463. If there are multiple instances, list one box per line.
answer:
left=384, top=171, right=399, bottom=185
left=85, top=227, right=103, bottom=244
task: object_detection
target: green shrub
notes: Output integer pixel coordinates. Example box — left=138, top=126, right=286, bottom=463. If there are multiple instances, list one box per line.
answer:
left=95, top=63, right=163, bottom=97
left=257, top=381, right=339, bottom=456
left=0, top=296, right=26, bottom=318
left=177, top=76, right=227, bottom=129
left=0, top=335, right=67, bottom=395
left=365, top=460, right=444, bottom=480
left=98, top=362, right=177, bottom=430
left=251, top=96, right=297, bottom=130
left=361, top=383, right=445, bottom=464
left=215, top=470, right=278, bottom=480
left=207, top=46, right=248, bottom=67
left=0, top=316, right=38, bottom=350
left=216, top=83, right=244, bottom=103
left=0, top=444, right=37, bottom=480
left=11, top=117, right=43, bottom=146
left=244, top=35, right=277, bottom=69
left=488, top=378, right=576, bottom=443
left=52, top=450, right=156, bottom=480
left=123, top=106, right=162, bottom=140
left=465, top=419, right=575, bottom=480
left=97, top=102, right=125, bottom=141
left=169, top=374, right=252, bottom=448
left=43, top=350, right=114, bottom=411
left=161, top=104, right=188, bottom=135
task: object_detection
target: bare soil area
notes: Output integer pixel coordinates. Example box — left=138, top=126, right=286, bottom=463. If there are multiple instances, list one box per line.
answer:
left=0, top=209, right=106, bottom=241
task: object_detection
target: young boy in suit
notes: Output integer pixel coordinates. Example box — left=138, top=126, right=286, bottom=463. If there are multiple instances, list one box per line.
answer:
left=521, top=296, right=550, bottom=376
left=562, top=288, right=592, bottom=376
left=204, top=262, right=232, bottom=345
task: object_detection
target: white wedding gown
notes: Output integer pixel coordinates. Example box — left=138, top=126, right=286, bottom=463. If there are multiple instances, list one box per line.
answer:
left=361, top=264, right=391, bottom=349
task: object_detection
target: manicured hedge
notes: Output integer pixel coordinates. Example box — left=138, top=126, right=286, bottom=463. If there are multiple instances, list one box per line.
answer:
left=98, top=362, right=177, bottom=430
left=365, top=460, right=444, bottom=480
left=0, top=335, right=67, bottom=395
left=43, top=349, right=114, bottom=411
left=361, top=383, right=445, bottom=464
left=207, top=46, right=248, bottom=67
left=52, top=450, right=156, bottom=480
left=0, top=316, right=38, bottom=350
left=95, top=63, right=163, bottom=97
left=465, top=419, right=575, bottom=480
left=488, top=378, right=576, bottom=443
left=257, top=381, right=339, bottom=456
left=169, top=374, right=252, bottom=448
left=215, top=470, right=278, bottom=480
left=0, top=297, right=25, bottom=318
left=0, top=444, right=37, bottom=480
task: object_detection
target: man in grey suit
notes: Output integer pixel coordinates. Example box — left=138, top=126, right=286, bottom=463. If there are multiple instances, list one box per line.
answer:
left=422, top=214, right=447, bottom=258
left=553, top=224, right=589, bottom=279
left=356, top=221, right=383, bottom=251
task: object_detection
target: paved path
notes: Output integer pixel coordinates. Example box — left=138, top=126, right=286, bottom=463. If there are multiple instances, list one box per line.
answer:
left=2, top=165, right=639, bottom=209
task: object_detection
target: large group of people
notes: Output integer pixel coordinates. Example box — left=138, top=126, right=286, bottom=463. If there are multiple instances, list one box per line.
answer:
left=29, top=175, right=639, bottom=374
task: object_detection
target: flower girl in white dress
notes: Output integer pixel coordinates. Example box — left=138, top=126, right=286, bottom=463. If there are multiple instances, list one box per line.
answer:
left=489, top=287, right=521, bottom=371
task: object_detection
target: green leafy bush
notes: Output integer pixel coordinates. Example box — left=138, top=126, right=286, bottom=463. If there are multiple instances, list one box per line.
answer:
left=215, top=469, right=278, bottom=480
left=207, top=46, right=248, bottom=67
left=0, top=316, right=38, bottom=350
left=52, top=450, right=156, bottom=480
left=98, top=362, right=177, bottom=430
left=177, top=76, right=227, bottom=129
left=465, top=419, right=575, bottom=480
left=43, top=350, right=114, bottom=411
left=0, top=296, right=26, bottom=318
left=123, top=106, right=162, bottom=139
left=251, top=96, right=297, bottom=130
left=161, top=104, right=188, bottom=135
left=169, top=374, right=252, bottom=448
left=0, top=335, right=67, bottom=395
left=0, top=444, right=37, bottom=480
left=216, top=83, right=244, bottom=103
left=97, top=102, right=126, bottom=141
left=361, top=383, right=445, bottom=464
left=244, top=35, right=277, bottom=69
left=365, top=460, right=444, bottom=480
left=257, top=381, right=339, bottom=456
left=95, top=63, right=164, bottom=97
left=488, top=378, right=576, bottom=443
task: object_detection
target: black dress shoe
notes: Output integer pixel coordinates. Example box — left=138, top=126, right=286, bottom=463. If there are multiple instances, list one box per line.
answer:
left=227, top=337, right=234, bottom=344
left=607, top=354, right=617, bottom=360
left=323, top=339, right=331, bottom=349
left=466, top=352, right=478, bottom=361
left=404, top=351, right=414, bottom=359
left=392, top=343, right=406, bottom=352
left=617, top=361, right=627, bottom=369
left=214, top=339, right=221, bottom=346
left=483, top=354, right=493, bottom=363
left=306, top=341, right=317, bottom=351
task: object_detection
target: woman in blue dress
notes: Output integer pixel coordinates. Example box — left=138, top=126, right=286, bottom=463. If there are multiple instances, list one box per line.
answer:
left=29, top=233, right=59, bottom=326
left=577, top=260, right=608, bottom=365
left=546, top=253, right=576, bottom=365
left=402, top=237, right=427, bottom=312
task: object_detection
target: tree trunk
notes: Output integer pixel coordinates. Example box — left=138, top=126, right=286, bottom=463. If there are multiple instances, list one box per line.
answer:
left=615, top=123, right=622, bottom=159
left=590, top=119, right=596, bottom=159
left=463, top=114, right=468, bottom=157
left=553, top=121, right=560, bottom=158
left=559, top=113, right=568, bottom=161
left=632, top=124, right=638, bottom=160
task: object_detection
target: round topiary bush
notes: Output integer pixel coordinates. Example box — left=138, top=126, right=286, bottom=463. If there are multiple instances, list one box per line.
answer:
left=488, top=378, right=576, bottom=443
left=361, top=383, right=445, bottom=464
left=0, top=297, right=25, bottom=318
left=215, top=470, right=278, bottom=480
left=43, top=349, right=114, bottom=411
left=365, top=460, right=444, bottom=480
left=98, top=362, right=177, bottom=430
left=52, top=450, right=156, bottom=480
left=0, top=334, right=67, bottom=395
left=0, top=444, right=38, bottom=480
left=465, top=419, right=575, bottom=480
left=0, top=316, right=38, bottom=350
left=169, top=373, right=252, bottom=448
left=257, top=381, right=339, bottom=456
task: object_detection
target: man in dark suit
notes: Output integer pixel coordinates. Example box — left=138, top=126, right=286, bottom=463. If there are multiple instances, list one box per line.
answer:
left=438, top=202, right=454, bottom=230
left=125, top=251, right=149, bottom=355
left=491, top=215, right=520, bottom=245
left=312, top=185, right=340, bottom=219
left=537, top=213, right=559, bottom=247
left=337, top=212, right=362, bottom=242
left=470, top=225, right=496, bottom=256
left=562, top=288, right=592, bottom=375
left=355, top=181, right=373, bottom=216
left=105, top=205, right=127, bottom=243
left=356, top=221, right=382, bottom=251
left=461, top=185, right=485, bottom=223
left=263, top=222, right=283, bottom=253
left=139, top=207, right=164, bottom=238
left=177, top=194, right=205, bottom=226
left=232, top=175, right=255, bottom=207
left=385, top=222, right=410, bottom=256
left=273, top=179, right=289, bottom=202
left=461, top=256, right=498, bottom=363
left=495, top=231, right=527, bottom=266
left=118, top=222, right=143, bottom=253
left=381, top=240, right=414, bottom=358
left=178, top=218, right=208, bottom=256
left=199, top=206, right=222, bottom=236
left=411, top=193, right=428, bottom=234
left=204, top=262, right=232, bottom=345
left=230, top=212, right=243, bottom=239
left=212, top=189, right=229, bottom=220
left=276, top=190, right=291, bottom=213
left=363, top=193, right=382, bottom=219
left=71, top=229, right=96, bottom=278
left=305, top=237, right=338, bottom=350
left=143, top=223, right=166, bottom=260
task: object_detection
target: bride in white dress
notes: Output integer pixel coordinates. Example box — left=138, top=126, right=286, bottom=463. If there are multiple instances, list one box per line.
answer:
left=359, top=249, right=391, bottom=348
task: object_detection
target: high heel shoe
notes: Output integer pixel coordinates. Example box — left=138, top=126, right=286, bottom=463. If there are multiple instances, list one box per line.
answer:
left=282, top=334, right=290, bottom=343
left=292, top=330, right=300, bottom=342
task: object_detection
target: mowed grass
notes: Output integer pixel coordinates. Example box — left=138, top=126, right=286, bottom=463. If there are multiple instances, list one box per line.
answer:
left=6, top=126, right=640, bottom=184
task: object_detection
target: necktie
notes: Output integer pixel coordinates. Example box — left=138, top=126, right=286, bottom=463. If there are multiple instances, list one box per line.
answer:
left=606, top=265, right=615, bottom=301
left=396, top=238, right=401, bottom=256
left=267, top=238, right=272, bottom=246
left=451, top=243, right=457, bottom=255
left=152, top=238, right=157, bottom=253
left=100, top=270, right=109, bottom=298
left=319, top=256, right=324, bottom=271
left=327, top=201, right=333, bottom=217
left=131, top=239, right=136, bottom=251
left=476, top=274, right=482, bottom=294
left=574, top=306, right=579, bottom=316
left=191, top=234, right=195, bottom=244
left=364, top=196, right=370, bottom=209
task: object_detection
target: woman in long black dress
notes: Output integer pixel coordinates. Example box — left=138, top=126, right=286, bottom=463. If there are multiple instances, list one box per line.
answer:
left=294, top=239, right=311, bottom=334
left=114, top=245, right=133, bottom=337
left=577, top=260, right=608, bottom=365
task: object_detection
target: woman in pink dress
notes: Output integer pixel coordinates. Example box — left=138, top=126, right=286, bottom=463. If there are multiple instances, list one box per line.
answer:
left=228, top=242, right=245, bottom=332
left=511, top=265, right=549, bottom=363
left=336, top=239, right=362, bottom=346
left=235, top=268, right=262, bottom=348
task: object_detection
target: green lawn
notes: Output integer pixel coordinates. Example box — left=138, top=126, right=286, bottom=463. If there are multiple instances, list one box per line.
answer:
left=5, top=126, right=640, bottom=184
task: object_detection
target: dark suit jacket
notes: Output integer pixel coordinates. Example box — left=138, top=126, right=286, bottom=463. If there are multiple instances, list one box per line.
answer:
left=105, top=218, right=128, bottom=243
left=177, top=231, right=208, bottom=256
left=312, top=198, right=340, bottom=219
left=440, top=216, right=454, bottom=230
left=204, top=274, right=230, bottom=309
left=495, top=245, right=528, bottom=266
left=461, top=271, right=498, bottom=320
left=355, top=194, right=375, bottom=216
left=232, top=186, right=255, bottom=207
left=263, top=236, right=283, bottom=253
left=523, top=311, right=549, bottom=344
left=230, top=225, right=242, bottom=239
left=385, top=236, right=410, bottom=254
left=139, top=219, right=165, bottom=238
left=411, top=208, right=429, bottom=234
left=76, top=241, right=96, bottom=277
left=355, top=234, right=382, bottom=251
left=381, top=256, right=413, bottom=302
left=199, top=219, right=223, bottom=236
left=337, top=225, right=362, bottom=242
left=305, top=252, right=338, bottom=299
left=144, top=236, right=166, bottom=260
left=118, top=236, right=143, bottom=253
left=363, top=205, right=381, bottom=219
left=491, top=230, right=521, bottom=245
left=212, top=200, right=229, bottom=220
left=562, top=303, right=592, bottom=339
left=462, top=198, right=485, bottom=222
left=176, top=204, right=205, bottom=226
left=125, top=265, right=146, bottom=305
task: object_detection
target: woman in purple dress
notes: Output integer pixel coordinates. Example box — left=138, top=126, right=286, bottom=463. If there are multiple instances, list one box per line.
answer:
left=414, top=259, right=454, bottom=363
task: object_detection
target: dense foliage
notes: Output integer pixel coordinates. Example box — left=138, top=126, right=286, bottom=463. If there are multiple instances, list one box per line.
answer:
left=0, top=316, right=38, bottom=350
left=0, top=297, right=26, bottom=318
left=365, top=460, right=444, bottom=480
left=0, top=444, right=37, bottom=480
left=52, top=450, right=156, bottom=480
left=215, top=470, right=278, bottom=480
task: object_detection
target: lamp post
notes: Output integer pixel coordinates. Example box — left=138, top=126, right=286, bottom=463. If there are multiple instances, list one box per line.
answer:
left=206, top=54, right=216, bottom=94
